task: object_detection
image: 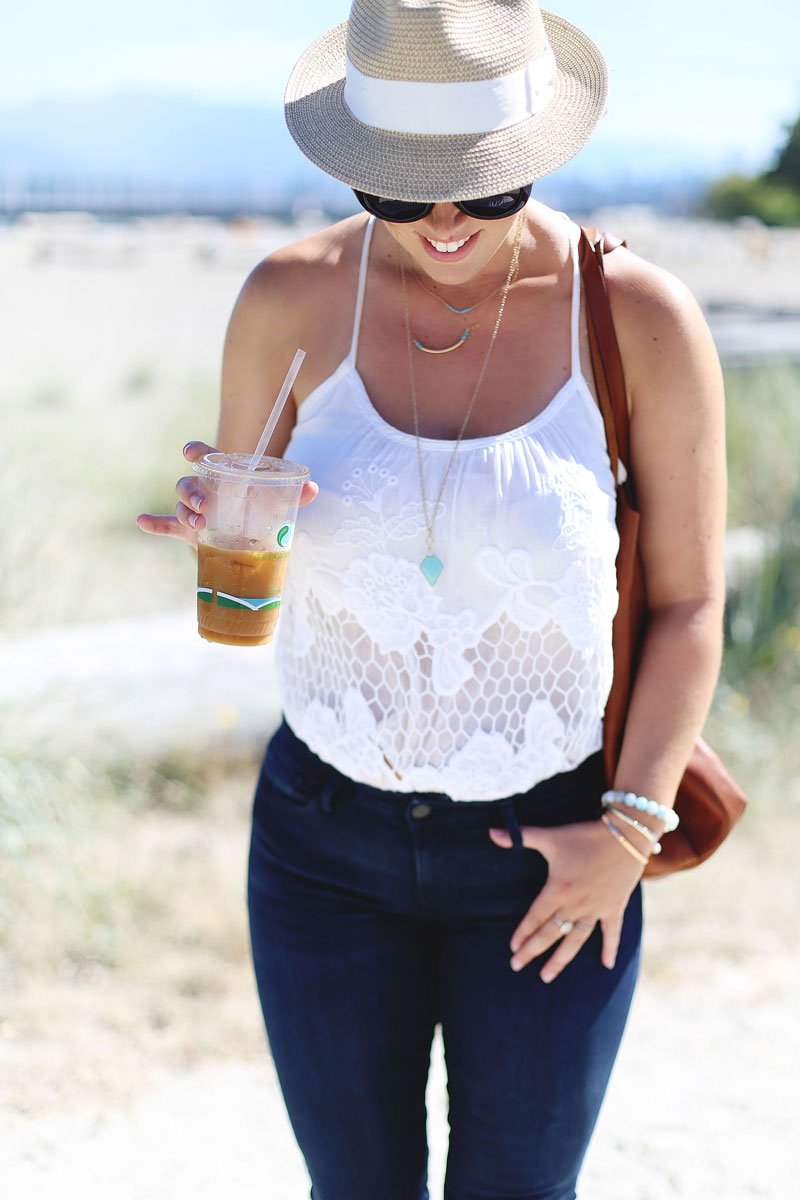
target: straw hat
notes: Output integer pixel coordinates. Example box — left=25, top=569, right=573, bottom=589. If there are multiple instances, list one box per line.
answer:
left=284, top=0, right=608, bottom=202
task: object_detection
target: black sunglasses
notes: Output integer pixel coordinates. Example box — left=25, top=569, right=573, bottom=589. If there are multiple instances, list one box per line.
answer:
left=353, top=185, right=532, bottom=223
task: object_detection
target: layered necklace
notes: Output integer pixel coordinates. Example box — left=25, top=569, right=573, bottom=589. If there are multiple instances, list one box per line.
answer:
left=399, top=213, right=524, bottom=586
left=409, top=264, right=517, bottom=354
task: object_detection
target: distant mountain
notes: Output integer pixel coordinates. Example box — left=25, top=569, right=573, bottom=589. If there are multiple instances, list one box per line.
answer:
left=0, top=91, right=720, bottom=215
left=0, top=92, right=306, bottom=183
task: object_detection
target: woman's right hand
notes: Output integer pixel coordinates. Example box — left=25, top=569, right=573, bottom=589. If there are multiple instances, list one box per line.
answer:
left=136, top=440, right=320, bottom=546
left=136, top=441, right=217, bottom=546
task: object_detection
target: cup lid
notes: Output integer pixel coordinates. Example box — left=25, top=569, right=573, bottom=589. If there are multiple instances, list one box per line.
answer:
left=193, top=451, right=310, bottom=484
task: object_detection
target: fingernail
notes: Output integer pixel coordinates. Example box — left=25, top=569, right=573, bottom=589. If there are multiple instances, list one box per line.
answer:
left=183, top=442, right=193, bottom=455
left=510, top=938, right=520, bottom=953
left=189, top=513, right=199, bottom=527
left=604, top=958, right=616, bottom=971
left=192, top=493, right=204, bottom=509
left=540, top=969, right=554, bottom=984
left=510, top=958, right=523, bottom=972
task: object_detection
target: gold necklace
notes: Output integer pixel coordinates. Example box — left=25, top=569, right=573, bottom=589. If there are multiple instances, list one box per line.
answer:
left=400, top=213, right=524, bottom=586
left=410, top=260, right=517, bottom=315
left=409, top=245, right=521, bottom=353
left=414, top=327, right=472, bottom=354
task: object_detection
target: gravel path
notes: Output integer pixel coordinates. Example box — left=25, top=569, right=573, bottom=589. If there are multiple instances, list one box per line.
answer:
left=0, top=609, right=281, bottom=762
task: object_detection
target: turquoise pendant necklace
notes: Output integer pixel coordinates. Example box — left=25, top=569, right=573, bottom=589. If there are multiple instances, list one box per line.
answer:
left=399, top=214, right=524, bottom=586
left=410, top=264, right=511, bottom=316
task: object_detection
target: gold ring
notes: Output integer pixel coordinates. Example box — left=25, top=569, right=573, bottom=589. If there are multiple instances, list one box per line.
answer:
left=551, top=916, right=574, bottom=935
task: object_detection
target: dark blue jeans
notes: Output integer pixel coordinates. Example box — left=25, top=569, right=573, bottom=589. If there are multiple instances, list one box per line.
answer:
left=248, top=720, right=642, bottom=1200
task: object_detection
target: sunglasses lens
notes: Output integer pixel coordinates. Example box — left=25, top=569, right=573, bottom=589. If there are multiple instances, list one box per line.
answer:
left=460, top=187, right=531, bottom=219
left=354, top=186, right=531, bottom=222
left=355, top=192, right=431, bottom=222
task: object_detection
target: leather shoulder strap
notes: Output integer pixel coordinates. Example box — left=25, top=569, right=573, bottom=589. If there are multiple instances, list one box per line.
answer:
left=579, top=227, right=633, bottom=502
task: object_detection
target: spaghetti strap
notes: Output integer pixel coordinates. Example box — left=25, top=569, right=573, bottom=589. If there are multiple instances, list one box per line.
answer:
left=347, top=217, right=375, bottom=364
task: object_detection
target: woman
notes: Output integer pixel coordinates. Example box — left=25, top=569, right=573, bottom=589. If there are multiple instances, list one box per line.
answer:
left=138, top=2, right=727, bottom=1196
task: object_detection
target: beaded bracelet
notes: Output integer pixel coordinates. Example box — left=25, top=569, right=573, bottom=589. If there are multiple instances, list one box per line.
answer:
left=601, top=789, right=680, bottom=833
left=600, top=813, right=650, bottom=866
left=606, top=805, right=662, bottom=854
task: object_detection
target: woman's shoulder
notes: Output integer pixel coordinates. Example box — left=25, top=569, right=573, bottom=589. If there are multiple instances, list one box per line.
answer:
left=238, top=214, right=369, bottom=322
left=222, top=215, right=371, bottom=404
left=603, top=241, right=704, bottom=331
left=600, top=239, right=718, bottom=391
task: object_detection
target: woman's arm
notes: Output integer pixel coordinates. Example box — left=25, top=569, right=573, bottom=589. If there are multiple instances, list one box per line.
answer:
left=608, top=250, right=727, bottom=811
left=491, top=255, right=727, bottom=980
left=136, top=237, right=346, bottom=540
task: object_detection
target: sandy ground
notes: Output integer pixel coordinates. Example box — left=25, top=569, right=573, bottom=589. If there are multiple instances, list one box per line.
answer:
left=2, top=212, right=799, bottom=1197
left=0, top=610, right=281, bottom=762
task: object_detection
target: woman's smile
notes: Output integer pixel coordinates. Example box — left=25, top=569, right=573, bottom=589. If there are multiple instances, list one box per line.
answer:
left=382, top=205, right=520, bottom=287
left=418, top=230, right=481, bottom=262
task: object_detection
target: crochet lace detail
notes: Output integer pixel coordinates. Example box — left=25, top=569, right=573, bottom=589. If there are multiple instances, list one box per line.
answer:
left=277, top=453, right=619, bottom=801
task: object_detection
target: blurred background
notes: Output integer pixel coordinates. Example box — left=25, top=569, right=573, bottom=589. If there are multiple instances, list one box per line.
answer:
left=1, top=2, right=799, bottom=1197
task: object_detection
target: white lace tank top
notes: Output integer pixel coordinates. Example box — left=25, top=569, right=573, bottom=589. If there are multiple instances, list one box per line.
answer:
left=277, top=217, right=621, bottom=801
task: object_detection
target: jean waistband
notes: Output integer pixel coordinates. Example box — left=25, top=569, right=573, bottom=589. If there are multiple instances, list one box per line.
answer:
left=263, top=719, right=606, bottom=831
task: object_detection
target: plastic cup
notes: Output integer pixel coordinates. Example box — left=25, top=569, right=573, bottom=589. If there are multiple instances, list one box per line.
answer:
left=191, top=452, right=309, bottom=646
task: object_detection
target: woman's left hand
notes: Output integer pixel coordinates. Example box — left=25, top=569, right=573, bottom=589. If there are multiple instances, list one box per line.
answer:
left=488, top=820, right=645, bottom=982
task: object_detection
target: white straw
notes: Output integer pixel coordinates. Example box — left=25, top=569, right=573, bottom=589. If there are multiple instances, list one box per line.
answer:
left=247, top=349, right=306, bottom=470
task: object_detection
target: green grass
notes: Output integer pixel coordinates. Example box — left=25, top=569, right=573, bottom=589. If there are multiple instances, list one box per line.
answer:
left=717, top=362, right=800, bottom=800
left=724, top=361, right=800, bottom=529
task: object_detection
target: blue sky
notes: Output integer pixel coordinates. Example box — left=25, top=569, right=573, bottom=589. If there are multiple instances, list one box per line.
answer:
left=3, top=0, right=798, bottom=170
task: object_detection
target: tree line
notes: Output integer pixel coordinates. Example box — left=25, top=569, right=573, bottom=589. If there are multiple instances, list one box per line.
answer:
left=707, top=113, right=800, bottom=226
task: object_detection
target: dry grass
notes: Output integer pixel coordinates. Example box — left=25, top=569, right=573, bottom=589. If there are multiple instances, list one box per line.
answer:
left=2, top=738, right=796, bottom=1117
left=1, top=370, right=218, bottom=631
left=0, top=748, right=267, bottom=1113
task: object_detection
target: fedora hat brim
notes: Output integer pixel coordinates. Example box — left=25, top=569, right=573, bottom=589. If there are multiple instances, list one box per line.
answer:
left=284, top=10, right=609, bottom=202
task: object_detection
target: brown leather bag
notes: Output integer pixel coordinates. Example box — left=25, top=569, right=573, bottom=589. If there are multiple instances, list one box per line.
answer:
left=579, top=228, right=747, bottom=877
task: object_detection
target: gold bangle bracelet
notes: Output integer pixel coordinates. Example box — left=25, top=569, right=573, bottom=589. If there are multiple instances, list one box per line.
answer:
left=606, top=805, right=660, bottom=843
left=600, top=813, right=650, bottom=866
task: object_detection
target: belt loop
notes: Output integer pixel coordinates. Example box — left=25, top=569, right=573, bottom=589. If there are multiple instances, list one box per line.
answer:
left=318, top=778, right=341, bottom=814
left=501, top=799, right=524, bottom=850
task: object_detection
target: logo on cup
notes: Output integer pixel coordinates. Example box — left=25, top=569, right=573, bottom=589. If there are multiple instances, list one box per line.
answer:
left=277, top=524, right=292, bottom=548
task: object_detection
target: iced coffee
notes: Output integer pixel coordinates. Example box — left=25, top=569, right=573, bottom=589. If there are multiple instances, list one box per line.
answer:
left=192, top=452, right=309, bottom=647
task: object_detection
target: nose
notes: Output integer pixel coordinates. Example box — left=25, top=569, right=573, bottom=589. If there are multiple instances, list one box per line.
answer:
left=423, top=202, right=469, bottom=238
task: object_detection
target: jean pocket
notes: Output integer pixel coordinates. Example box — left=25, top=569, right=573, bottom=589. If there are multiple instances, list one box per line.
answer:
left=256, top=744, right=318, bottom=808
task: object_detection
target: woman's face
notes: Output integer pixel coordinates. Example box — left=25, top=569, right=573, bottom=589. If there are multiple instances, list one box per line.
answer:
left=381, top=203, right=523, bottom=287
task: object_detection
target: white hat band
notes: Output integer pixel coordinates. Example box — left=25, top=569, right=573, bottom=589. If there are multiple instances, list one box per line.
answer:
left=343, top=45, right=557, bottom=136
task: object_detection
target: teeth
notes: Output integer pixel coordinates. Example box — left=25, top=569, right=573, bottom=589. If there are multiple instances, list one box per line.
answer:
left=426, top=235, right=471, bottom=253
